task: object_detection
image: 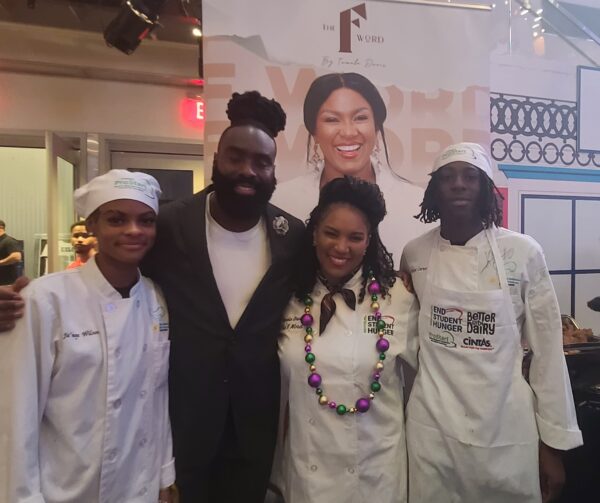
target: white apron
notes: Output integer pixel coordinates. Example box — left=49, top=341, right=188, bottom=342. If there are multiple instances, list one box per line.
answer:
left=407, top=228, right=541, bottom=503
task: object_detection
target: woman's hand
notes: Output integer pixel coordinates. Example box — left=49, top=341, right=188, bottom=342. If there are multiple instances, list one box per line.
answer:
left=158, top=486, right=177, bottom=503
left=0, top=277, right=28, bottom=331
left=398, top=271, right=415, bottom=294
left=539, top=442, right=565, bottom=502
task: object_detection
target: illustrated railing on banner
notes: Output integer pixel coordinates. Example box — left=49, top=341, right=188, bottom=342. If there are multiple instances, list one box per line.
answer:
left=490, top=92, right=600, bottom=168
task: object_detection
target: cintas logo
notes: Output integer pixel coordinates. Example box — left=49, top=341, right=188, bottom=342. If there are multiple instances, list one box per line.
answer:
left=339, top=3, right=367, bottom=53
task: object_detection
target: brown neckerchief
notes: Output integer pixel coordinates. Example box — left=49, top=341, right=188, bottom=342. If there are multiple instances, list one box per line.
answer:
left=317, top=271, right=358, bottom=335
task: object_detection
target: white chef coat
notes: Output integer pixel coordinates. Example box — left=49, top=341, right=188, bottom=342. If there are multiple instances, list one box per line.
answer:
left=271, top=163, right=428, bottom=265
left=400, top=226, right=582, bottom=503
left=274, top=270, right=419, bottom=503
left=0, top=256, right=174, bottom=503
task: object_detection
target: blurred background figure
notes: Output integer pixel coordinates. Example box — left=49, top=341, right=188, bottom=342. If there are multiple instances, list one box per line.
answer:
left=0, top=219, right=23, bottom=285
left=66, top=220, right=97, bottom=270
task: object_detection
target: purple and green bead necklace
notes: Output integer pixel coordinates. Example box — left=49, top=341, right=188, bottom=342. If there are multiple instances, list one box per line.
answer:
left=300, top=271, right=390, bottom=416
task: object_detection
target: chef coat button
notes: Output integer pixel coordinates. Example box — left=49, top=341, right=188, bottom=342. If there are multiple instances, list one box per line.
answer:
left=347, top=467, right=355, bottom=474
left=143, top=343, right=148, bottom=352
left=108, top=449, right=117, bottom=461
left=105, top=303, right=116, bottom=313
left=113, top=399, right=122, bottom=409
left=346, top=330, right=352, bottom=337
left=308, top=418, right=315, bottom=425
left=136, top=299, right=140, bottom=308
left=139, top=437, right=148, bottom=447
left=139, top=390, right=147, bottom=399
left=310, top=464, right=318, bottom=472
left=115, top=347, right=121, bottom=358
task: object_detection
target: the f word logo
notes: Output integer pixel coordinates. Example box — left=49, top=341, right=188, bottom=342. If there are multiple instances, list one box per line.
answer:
left=339, top=3, right=366, bottom=53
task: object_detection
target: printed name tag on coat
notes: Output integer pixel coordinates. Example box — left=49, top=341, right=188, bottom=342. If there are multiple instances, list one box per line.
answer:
left=363, top=314, right=395, bottom=336
left=429, top=305, right=497, bottom=351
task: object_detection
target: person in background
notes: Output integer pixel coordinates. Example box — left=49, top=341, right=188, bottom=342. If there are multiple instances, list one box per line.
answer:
left=66, top=220, right=97, bottom=269
left=400, top=142, right=582, bottom=503
left=274, top=176, right=418, bottom=502
left=271, top=72, right=427, bottom=262
left=0, top=219, right=22, bottom=285
left=0, top=170, right=175, bottom=503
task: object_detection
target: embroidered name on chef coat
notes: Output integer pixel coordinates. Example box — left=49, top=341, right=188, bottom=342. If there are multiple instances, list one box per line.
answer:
left=281, top=316, right=303, bottom=331
left=63, top=329, right=100, bottom=340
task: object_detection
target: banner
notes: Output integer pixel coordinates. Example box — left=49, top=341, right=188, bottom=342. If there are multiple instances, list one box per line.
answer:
left=204, top=0, right=492, bottom=259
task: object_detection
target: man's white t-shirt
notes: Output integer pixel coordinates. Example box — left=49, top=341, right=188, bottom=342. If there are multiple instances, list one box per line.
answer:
left=206, top=193, right=271, bottom=328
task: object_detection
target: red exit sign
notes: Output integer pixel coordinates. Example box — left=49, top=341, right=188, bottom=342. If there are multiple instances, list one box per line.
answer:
left=181, top=97, right=205, bottom=128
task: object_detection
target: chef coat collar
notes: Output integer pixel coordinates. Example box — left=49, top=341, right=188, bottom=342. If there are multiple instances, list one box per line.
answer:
left=437, top=226, right=493, bottom=248
left=314, top=266, right=364, bottom=297
left=80, top=255, right=142, bottom=300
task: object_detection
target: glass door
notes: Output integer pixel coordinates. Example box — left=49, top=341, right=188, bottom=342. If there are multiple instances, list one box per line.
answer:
left=45, top=132, right=81, bottom=274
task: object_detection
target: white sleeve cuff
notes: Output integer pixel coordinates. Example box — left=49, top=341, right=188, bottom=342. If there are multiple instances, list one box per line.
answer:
left=160, top=458, right=176, bottom=488
left=20, top=494, right=46, bottom=503
left=536, top=412, right=583, bottom=451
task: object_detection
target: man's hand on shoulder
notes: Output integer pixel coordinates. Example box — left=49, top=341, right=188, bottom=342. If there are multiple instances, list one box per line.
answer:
left=0, top=276, right=29, bottom=332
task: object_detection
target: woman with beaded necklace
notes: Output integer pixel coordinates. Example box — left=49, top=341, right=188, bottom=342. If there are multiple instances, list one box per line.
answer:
left=273, top=176, right=418, bottom=502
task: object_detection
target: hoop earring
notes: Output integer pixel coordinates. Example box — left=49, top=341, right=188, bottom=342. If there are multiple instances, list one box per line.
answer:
left=309, top=139, right=323, bottom=172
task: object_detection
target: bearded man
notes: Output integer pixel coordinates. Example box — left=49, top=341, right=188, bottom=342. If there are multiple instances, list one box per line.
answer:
left=141, top=91, right=304, bottom=503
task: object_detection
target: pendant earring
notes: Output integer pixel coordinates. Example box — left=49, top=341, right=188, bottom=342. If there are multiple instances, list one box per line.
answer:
left=309, top=140, right=323, bottom=172
left=371, top=137, right=383, bottom=174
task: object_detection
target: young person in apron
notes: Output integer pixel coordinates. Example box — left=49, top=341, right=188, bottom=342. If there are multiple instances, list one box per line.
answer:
left=400, top=143, right=582, bottom=503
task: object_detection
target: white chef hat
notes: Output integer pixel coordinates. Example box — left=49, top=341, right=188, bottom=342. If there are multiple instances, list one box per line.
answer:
left=74, top=169, right=162, bottom=218
left=432, top=142, right=494, bottom=179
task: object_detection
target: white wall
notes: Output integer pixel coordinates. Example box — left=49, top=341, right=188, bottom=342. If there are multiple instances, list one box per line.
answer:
left=0, top=22, right=203, bottom=142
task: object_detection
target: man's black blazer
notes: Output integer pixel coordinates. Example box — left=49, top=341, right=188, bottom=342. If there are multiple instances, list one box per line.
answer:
left=142, top=186, right=304, bottom=482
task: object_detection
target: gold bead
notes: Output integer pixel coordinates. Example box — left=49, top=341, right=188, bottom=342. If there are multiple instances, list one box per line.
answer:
left=318, top=395, right=328, bottom=405
left=305, top=307, right=311, bottom=313
left=378, top=330, right=385, bottom=336
left=304, top=334, right=313, bottom=343
left=309, top=365, right=317, bottom=372
left=375, top=362, right=384, bottom=371
left=369, top=393, right=375, bottom=400
left=371, top=301, right=380, bottom=311
left=349, top=407, right=357, bottom=413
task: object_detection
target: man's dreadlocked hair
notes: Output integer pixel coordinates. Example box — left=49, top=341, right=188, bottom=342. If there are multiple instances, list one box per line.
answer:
left=415, top=168, right=504, bottom=228
left=225, top=91, right=286, bottom=138
left=293, top=176, right=396, bottom=303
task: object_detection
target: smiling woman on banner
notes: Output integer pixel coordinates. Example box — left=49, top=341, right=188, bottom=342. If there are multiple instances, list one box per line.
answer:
left=400, top=143, right=583, bottom=503
left=273, top=176, right=418, bottom=503
left=271, top=72, right=427, bottom=263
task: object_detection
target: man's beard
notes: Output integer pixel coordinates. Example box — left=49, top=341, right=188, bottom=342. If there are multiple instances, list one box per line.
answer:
left=211, top=163, right=277, bottom=220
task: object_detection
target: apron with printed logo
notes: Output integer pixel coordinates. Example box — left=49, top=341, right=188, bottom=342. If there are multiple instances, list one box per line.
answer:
left=407, top=229, right=541, bottom=503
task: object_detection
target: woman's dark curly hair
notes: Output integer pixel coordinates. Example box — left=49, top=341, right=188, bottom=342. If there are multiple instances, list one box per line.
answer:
left=293, top=176, right=396, bottom=303
left=415, top=168, right=504, bottom=228
left=225, top=90, right=286, bottom=138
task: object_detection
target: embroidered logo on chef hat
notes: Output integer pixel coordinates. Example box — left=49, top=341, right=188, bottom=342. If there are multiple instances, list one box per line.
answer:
left=74, top=169, right=162, bottom=218
left=432, top=142, right=494, bottom=180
